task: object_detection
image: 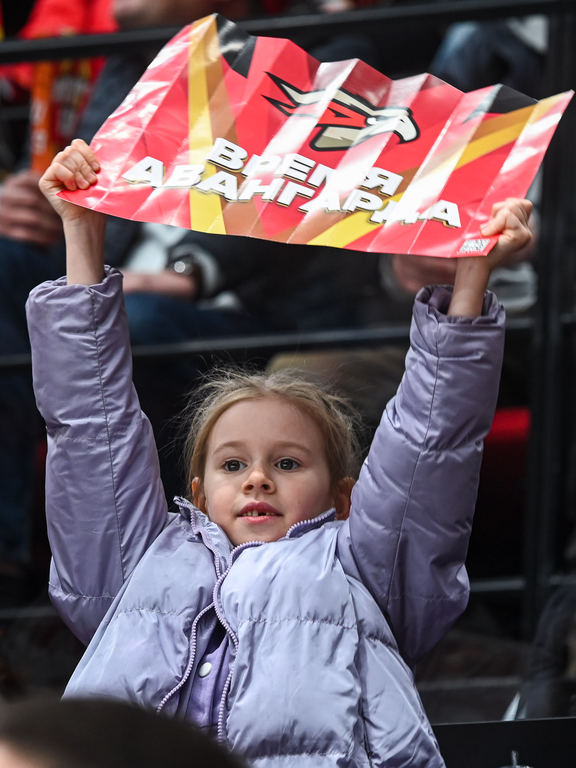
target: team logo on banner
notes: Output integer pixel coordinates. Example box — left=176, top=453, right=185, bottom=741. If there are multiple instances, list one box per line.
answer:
left=59, top=14, right=573, bottom=257
left=264, top=74, right=420, bottom=150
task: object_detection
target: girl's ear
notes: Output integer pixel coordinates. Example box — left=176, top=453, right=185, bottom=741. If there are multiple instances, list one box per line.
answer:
left=192, top=478, right=207, bottom=514
left=334, top=477, right=355, bottom=521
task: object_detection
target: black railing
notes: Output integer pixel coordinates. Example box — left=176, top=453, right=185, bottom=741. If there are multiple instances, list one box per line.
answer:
left=0, top=316, right=535, bottom=372
left=0, top=0, right=570, bottom=63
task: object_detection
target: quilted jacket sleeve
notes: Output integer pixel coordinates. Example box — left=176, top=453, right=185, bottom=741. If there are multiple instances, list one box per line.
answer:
left=26, top=268, right=168, bottom=645
left=338, top=285, right=505, bottom=667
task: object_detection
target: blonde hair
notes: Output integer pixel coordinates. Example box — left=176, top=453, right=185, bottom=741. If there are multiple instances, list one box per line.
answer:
left=182, top=368, right=362, bottom=498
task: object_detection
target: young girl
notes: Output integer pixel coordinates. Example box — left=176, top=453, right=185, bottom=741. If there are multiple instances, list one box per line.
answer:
left=29, top=139, right=531, bottom=768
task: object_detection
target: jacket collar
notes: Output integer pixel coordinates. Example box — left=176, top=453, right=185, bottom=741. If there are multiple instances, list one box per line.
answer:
left=175, top=496, right=337, bottom=544
left=286, top=508, right=337, bottom=538
left=174, top=497, right=233, bottom=560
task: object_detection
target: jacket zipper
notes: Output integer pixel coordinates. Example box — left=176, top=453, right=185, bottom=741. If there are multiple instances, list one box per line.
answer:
left=174, top=497, right=226, bottom=579
left=154, top=522, right=263, bottom=726
left=163, top=503, right=334, bottom=738
left=156, top=507, right=229, bottom=715
left=156, top=601, right=214, bottom=714
left=213, top=527, right=333, bottom=741
left=214, top=540, right=263, bottom=743
left=285, top=507, right=336, bottom=538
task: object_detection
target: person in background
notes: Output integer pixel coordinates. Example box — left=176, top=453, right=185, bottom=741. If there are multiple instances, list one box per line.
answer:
left=270, top=240, right=536, bottom=433
left=430, top=15, right=547, bottom=98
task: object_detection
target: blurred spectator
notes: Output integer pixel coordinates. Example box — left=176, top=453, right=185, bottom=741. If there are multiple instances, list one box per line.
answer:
left=509, top=585, right=576, bottom=719
left=0, top=0, right=116, bottom=175
left=0, top=2, right=120, bottom=601
left=270, top=245, right=537, bottom=431
left=0, top=697, right=247, bottom=768
left=430, top=16, right=547, bottom=98
left=2, top=0, right=116, bottom=93
left=0, top=1, right=34, bottom=174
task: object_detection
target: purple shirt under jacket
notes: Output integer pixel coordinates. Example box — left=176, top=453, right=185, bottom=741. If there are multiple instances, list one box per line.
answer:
left=186, top=622, right=229, bottom=731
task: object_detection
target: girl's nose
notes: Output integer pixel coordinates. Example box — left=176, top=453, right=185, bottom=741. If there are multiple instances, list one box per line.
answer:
left=242, top=467, right=275, bottom=493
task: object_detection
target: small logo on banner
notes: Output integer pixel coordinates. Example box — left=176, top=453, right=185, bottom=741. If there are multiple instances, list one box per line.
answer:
left=458, top=238, right=491, bottom=254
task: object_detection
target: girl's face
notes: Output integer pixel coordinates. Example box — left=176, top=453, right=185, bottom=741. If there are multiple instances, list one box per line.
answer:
left=194, top=397, right=348, bottom=546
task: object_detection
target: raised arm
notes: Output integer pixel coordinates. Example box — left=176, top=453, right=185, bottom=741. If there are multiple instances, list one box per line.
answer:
left=338, top=199, right=532, bottom=666
left=27, top=141, right=169, bottom=644
left=36, top=138, right=106, bottom=285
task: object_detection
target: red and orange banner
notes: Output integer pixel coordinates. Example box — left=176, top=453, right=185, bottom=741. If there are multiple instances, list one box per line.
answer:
left=60, top=14, right=573, bottom=257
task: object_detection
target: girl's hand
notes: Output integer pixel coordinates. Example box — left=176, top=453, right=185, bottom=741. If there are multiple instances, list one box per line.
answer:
left=479, top=197, right=533, bottom=271
left=39, top=139, right=101, bottom=224
left=39, top=139, right=106, bottom=285
left=448, top=197, right=533, bottom=317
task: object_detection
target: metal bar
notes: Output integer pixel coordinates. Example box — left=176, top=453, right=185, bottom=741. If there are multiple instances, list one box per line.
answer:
left=0, top=317, right=533, bottom=371
left=244, top=0, right=571, bottom=37
left=130, top=316, right=532, bottom=361
left=0, top=0, right=570, bottom=64
left=470, top=578, right=526, bottom=594
left=0, top=605, right=56, bottom=621
left=0, top=105, right=30, bottom=120
left=549, top=573, right=576, bottom=587
left=130, top=325, right=413, bottom=359
left=466, top=573, right=576, bottom=596
left=417, top=676, right=521, bottom=691
left=0, top=25, right=181, bottom=64
left=0, top=353, right=32, bottom=372
left=1, top=575, right=571, bottom=625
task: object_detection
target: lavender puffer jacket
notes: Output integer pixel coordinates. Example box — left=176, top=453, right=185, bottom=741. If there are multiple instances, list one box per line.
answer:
left=27, top=269, right=505, bottom=768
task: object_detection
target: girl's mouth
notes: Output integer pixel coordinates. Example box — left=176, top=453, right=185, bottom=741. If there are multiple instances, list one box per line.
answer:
left=238, top=502, right=281, bottom=518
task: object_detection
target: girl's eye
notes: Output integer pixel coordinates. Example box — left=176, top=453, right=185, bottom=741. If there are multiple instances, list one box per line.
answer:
left=223, top=460, right=245, bottom=472
left=276, top=458, right=300, bottom=471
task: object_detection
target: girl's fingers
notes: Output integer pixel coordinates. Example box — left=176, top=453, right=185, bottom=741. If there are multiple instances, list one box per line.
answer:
left=480, top=208, right=508, bottom=237
left=480, top=198, right=532, bottom=238
left=491, top=198, right=531, bottom=214
left=493, top=198, right=532, bottom=223
left=63, top=148, right=98, bottom=186
left=38, top=140, right=104, bottom=226
left=49, top=160, right=77, bottom=191
left=478, top=205, right=532, bottom=267
left=502, top=199, right=532, bottom=228
left=70, top=138, right=100, bottom=172
left=48, top=146, right=99, bottom=191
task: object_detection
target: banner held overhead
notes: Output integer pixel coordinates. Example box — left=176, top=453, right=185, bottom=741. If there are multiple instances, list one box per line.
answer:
left=58, top=14, right=573, bottom=258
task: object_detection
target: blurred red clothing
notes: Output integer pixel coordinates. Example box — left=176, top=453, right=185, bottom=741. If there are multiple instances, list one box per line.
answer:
left=22, top=0, right=116, bottom=37
left=0, top=0, right=117, bottom=170
left=3, top=0, right=117, bottom=90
